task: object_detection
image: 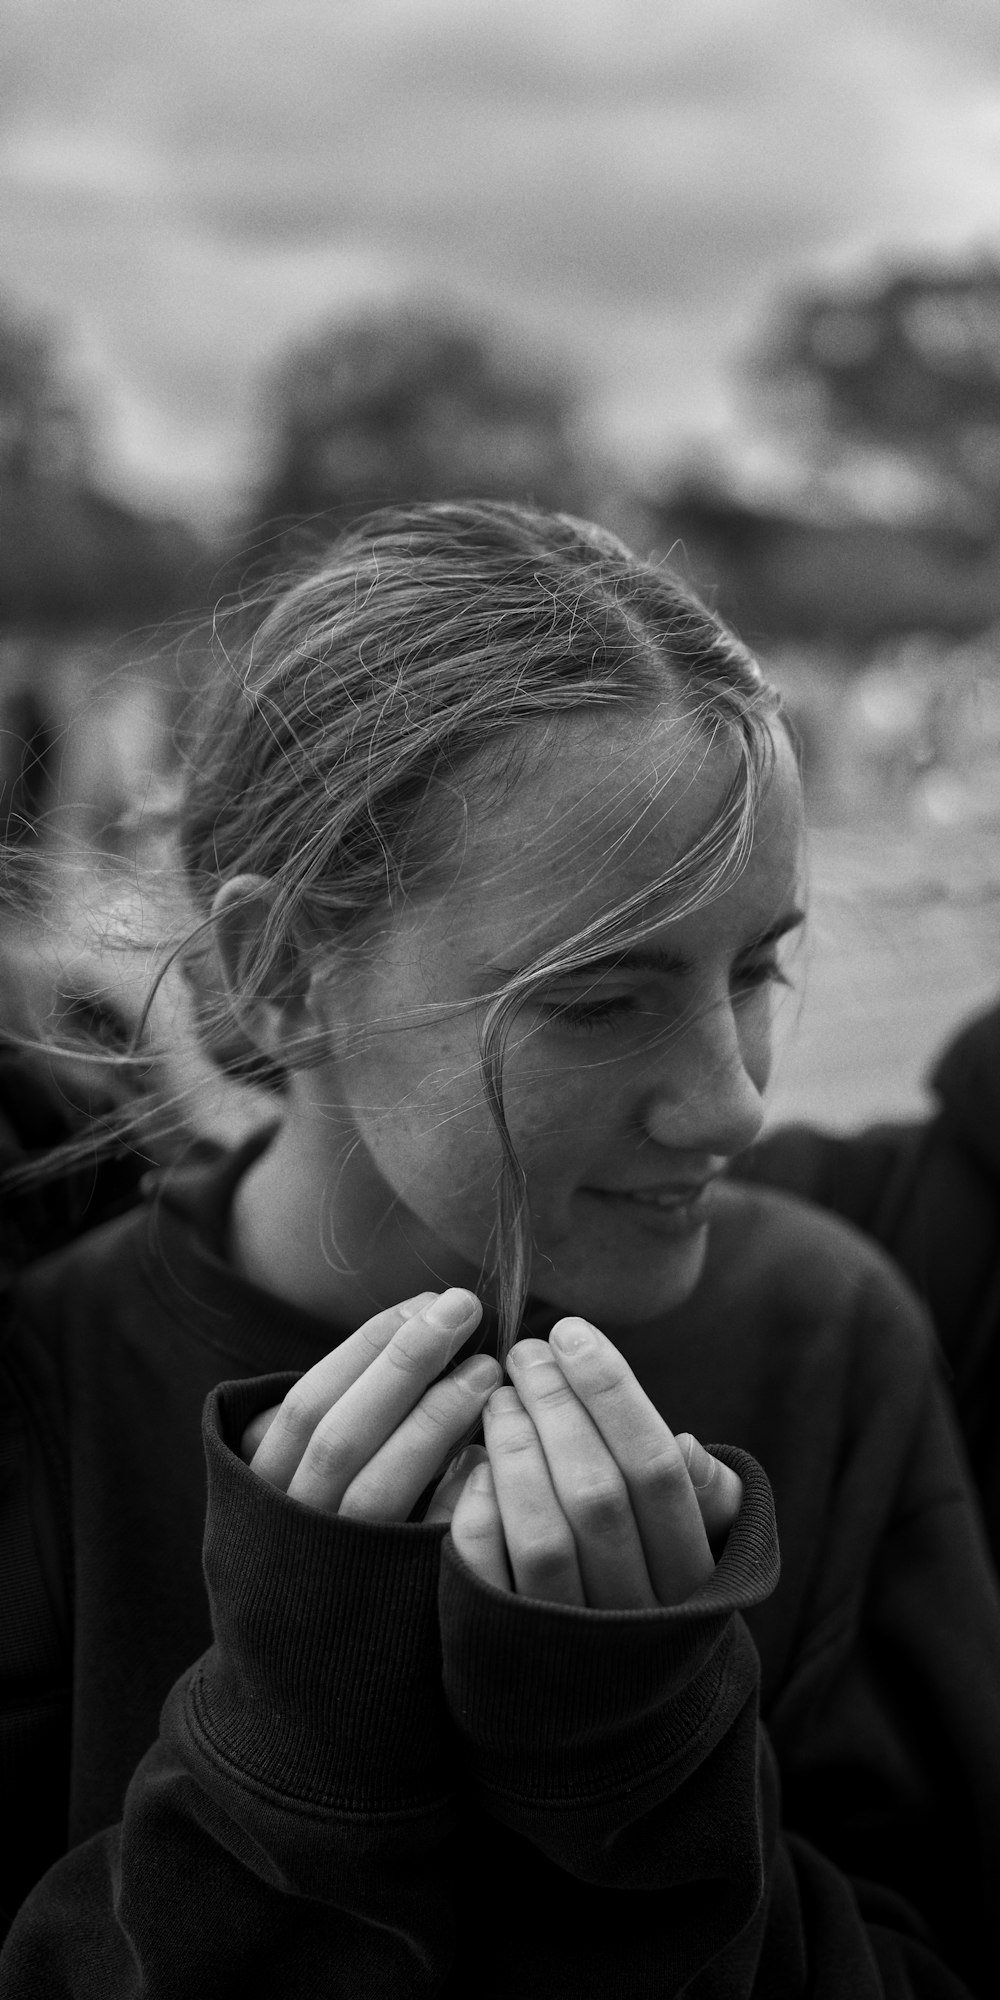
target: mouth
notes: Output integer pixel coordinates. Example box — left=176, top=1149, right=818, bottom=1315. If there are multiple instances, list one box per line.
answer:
left=580, top=1178, right=717, bottom=1230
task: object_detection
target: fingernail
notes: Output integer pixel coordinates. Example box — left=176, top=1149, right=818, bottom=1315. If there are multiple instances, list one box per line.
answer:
left=447, top=1446, right=474, bottom=1479
left=400, top=1291, right=438, bottom=1316
left=506, top=1340, right=549, bottom=1370
left=467, top=1460, right=494, bottom=1493
left=679, top=1433, right=717, bottom=1490
left=424, top=1288, right=478, bottom=1331
left=550, top=1318, right=595, bottom=1357
left=457, top=1355, right=502, bottom=1392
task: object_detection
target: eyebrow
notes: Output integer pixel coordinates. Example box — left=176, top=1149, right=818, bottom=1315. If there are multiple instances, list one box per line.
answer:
left=491, top=907, right=806, bottom=984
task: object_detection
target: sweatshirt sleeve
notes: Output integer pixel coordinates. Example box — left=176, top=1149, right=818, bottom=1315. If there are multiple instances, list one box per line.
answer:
left=439, top=1411, right=1000, bottom=1999
left=0, top=1375, right=462, bottom=1999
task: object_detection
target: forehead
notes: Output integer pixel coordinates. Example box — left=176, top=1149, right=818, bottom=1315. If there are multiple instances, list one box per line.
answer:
left=424, top=706, right=802, bottom=966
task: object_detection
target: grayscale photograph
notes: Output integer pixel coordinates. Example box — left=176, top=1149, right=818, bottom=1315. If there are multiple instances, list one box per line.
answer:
left=1, top=3, right=999, bottom=1993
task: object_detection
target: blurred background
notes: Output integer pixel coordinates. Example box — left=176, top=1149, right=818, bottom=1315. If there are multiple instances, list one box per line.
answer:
left=2, top=0, right=1000, bottom=1140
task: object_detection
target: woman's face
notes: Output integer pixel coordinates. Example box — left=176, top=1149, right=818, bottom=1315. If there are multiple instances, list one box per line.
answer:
left=306, top=707, right=805, bottom=1329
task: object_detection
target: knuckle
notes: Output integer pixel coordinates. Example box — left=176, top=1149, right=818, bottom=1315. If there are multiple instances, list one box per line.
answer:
left=517, top=1528, right=577, bottom=1583
left=384, top=1329, right=429, bottom=1375
left=485, top=1392, right=536, bottom=1445
left=530, top=1371, right=577, bottom=1409
left=489, top=1419, right=539, bottom=1459
left=280, top=1379, right=323, bottom=1433
left=356, top=1323, right=387, bottom=1366
left=632, top=1444, right=690, bottom=1501
left=581, top=1356, right=632, bottom=1407
left=302, top=1415, right=350, bottom=1482
left=407, top=1388, right=458, bottom=1442
left=565, top=1472, right=629, bottom=1536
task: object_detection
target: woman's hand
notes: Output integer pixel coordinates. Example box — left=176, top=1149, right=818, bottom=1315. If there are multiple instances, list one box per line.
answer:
left=449, top=1319, right=743, bottom=1609
left=239, top=1288, right=501, bottom=1524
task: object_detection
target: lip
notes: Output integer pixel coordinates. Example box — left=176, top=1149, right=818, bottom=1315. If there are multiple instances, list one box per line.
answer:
left=581, top=1178, right=717, bottom=1233
left=585, top=1176, right=717, bottom=1207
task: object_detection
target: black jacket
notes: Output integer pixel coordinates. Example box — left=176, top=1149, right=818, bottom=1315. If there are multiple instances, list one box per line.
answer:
left=735, top=999, right=1000, bottom=1565
left=2, top=1142, right=999, bottom=1995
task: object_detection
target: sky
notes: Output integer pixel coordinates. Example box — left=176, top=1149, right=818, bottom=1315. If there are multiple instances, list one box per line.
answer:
left=2, top=0, right=999, bottom=524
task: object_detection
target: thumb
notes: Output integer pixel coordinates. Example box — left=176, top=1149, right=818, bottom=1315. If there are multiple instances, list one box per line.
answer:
left=676, top=1433, right=744, bottom=1548
left=423, top=1443, right=490, bottom=1526
left=240, top=1404, right=281, bottom=1465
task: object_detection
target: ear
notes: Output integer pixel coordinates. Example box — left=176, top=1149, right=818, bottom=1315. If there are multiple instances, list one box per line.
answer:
left=210, top=874, right=327, bottom=1062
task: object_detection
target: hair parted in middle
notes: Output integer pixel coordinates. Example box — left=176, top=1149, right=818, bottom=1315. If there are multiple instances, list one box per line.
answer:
left=178, top=498, right=783, bottom=1351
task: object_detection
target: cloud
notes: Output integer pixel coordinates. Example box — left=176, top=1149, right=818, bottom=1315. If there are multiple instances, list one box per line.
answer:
left=1, top=0, right=998, bottom=511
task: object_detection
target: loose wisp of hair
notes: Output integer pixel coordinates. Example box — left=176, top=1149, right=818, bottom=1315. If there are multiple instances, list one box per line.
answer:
left=2, top=499, right=781, bottom=1359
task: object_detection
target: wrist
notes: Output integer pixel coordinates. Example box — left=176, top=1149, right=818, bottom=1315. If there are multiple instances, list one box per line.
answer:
left=439, top=1446, right=777, bottom=1799
left=190, top=1379, right=455, bottom=1808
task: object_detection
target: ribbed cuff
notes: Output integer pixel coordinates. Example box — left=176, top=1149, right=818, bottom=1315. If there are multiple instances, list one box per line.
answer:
left=187, top=1375, right=454, bottom=1812
left=440, top=1445, right=778, bottom=1803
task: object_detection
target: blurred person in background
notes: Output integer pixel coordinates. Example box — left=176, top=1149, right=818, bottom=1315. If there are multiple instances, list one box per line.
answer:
left=0, top=940, right=158, bottom=1282
left=735, top=994, right=1000, bottom=1569
left=1, top=503, right=998, bottom=1998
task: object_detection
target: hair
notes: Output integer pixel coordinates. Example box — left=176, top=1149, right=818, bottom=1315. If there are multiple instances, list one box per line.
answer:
left=3, top=499, right=783, bottom=1357
left=174, top=499, right=781, bottom=1352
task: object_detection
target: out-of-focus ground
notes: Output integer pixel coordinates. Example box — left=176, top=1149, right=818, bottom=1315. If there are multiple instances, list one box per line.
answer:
left=761, top=636, right=1000, bottom=1129
left=769, top=819, right=1000, bottom=1128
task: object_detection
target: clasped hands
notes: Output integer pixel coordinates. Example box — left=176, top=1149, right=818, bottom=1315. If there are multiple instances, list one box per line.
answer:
left=241, top=1290, right=743, bottom=1611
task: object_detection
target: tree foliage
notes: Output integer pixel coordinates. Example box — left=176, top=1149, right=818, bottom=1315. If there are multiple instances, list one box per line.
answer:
left=753, top=257, right=1000, bottom=522
left=0, top=298, right=206, bottom=626
left=0, top=302, right=89, bottom=483
left=250, top=299, right=592, bottom=557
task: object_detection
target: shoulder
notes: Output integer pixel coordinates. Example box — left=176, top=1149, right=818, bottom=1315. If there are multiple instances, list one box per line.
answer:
left=3, top=1126, right=258, bottom=1336
left=710, top=1177, right=924, bottom=1293
left=682, top=1187, right=952, bottom=1618
left=5, top=1200, right=153, bottom=1329
left=1, top=1205, right=158, bottom=1448
left=700, top=1181, right=936, bottom=1390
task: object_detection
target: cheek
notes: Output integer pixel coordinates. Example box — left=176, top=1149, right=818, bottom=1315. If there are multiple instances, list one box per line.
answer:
left=502, top=1044, right=626, bottom=1190
left=342, top=1028, right=500, bottom=1209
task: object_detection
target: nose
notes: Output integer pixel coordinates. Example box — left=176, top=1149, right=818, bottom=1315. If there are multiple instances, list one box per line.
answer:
left=638, top=994, right=767, bottom=1161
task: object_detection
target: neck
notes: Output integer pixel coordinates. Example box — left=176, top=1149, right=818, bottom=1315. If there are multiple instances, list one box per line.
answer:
left=227, top=1100, right=483, bottom=1328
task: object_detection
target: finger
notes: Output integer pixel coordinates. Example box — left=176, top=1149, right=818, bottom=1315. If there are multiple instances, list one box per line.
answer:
left=548, top=1319, right=714, bottom=1606
left=483, top=1387, right=586, bottom=1607
left=423, top=1444, right=490, bottom=1527
left=337, top=1356, right=501, bottom=1522
left=250, top=1290, right=439, bottom=1488
left=676, top=1434, right=744, bottom=1548
left=449, top=1459, right=513, bottom=1592
left=240, top=1404, right=280, bottom=1465
left=505, top=1340, right=657, bottom=1609
left=285, top=1289, right=483, bottom=1513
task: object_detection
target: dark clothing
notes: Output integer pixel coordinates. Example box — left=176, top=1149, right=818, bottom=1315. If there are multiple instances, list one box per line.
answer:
left=736, top=999, right=1000, bottom=1565
left=2, top=1141, right=1000, bottom=1995
left=0, top=1042, right=154, bottom=1282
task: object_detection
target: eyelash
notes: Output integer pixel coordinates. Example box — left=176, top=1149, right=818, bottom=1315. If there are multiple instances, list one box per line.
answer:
left=543, top=959, right=790, bottom=1034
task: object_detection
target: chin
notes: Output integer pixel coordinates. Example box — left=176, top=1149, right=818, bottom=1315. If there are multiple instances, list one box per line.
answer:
left=530, top=1223, right=710, bottom=1331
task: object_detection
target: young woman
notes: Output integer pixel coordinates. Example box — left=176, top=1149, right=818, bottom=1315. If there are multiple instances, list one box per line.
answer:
left=1, top=502, right=998, bottom=1998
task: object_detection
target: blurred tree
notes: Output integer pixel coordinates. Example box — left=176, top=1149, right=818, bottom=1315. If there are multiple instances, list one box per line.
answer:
left=248, top=299, right=594, bottom=559
left=0, top=299, right=207, bottom=628
left=751, top=257, right=1000, bottom=527
left=0, top=303, right=90, bottom=485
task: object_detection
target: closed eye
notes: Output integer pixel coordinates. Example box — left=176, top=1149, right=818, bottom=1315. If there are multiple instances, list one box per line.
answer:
left=542, top=954, right=792, bottom=1033
left=541, top=992, right=638, bottom=1034
left=731, top=955, right=793, bottom=998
